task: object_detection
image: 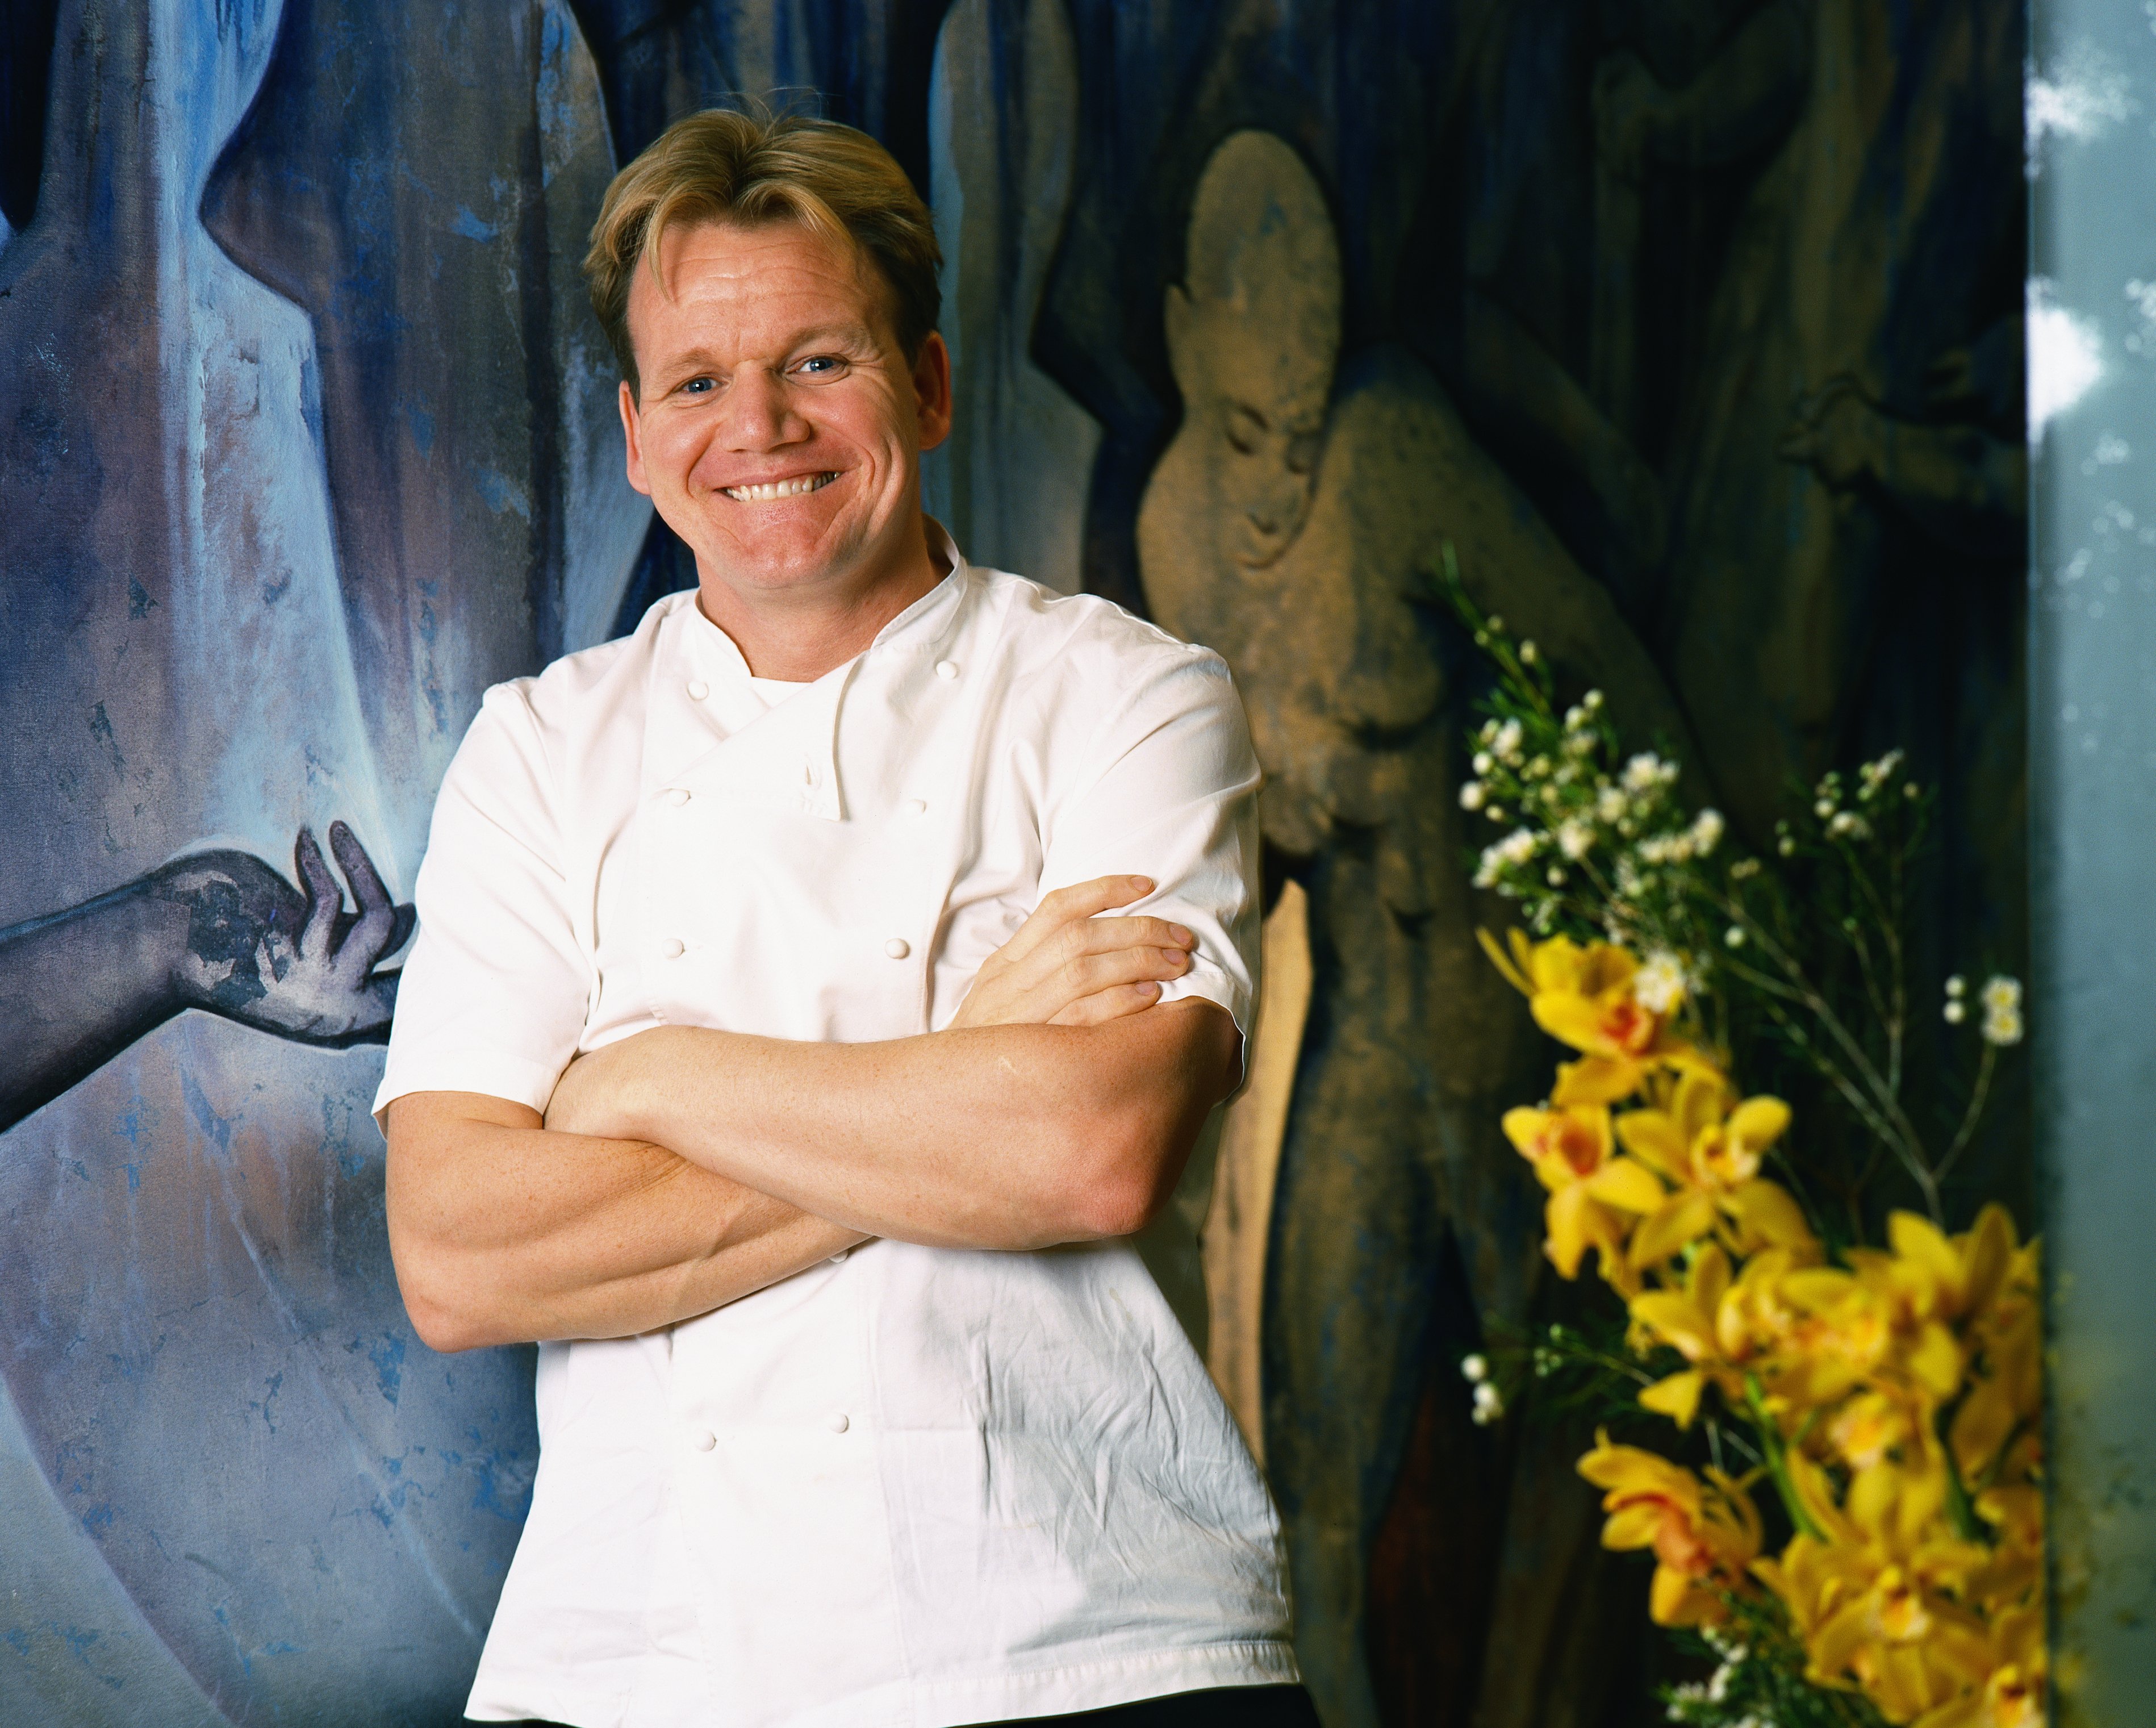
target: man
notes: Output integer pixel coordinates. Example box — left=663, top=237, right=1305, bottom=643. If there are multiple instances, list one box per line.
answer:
left=378, top=110, right=1309, bottom=1728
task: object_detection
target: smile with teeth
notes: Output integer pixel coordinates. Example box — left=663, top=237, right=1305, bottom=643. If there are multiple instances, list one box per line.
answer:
left=721, top=472, right=839, bottom=502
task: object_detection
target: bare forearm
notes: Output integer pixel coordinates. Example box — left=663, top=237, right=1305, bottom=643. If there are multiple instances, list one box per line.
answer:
left=386, top=1101, right=863, bottom=1351
left=553, top=1002, right=1235, bottom=1250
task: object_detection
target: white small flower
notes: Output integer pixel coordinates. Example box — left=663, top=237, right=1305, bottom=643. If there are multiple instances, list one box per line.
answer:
left=1632, top=951, right=1686, bottom=1015
left=1518, top=640, right=1539, bottom=665
left=1486, top=805, right=1507, bottom=823
left=1471, top=1381, right=1504, bottom=1422
left=1564, top=705, right=1587, bottom=731
left=1497, top=828, right=1539, bottom=867
left=1725, top=926, right=1746, bottom=949
left=1493, top=719, right=1524, bottom=763
left=1828, top=810, right=1871, bottom=840
left=1582, top=688, right=1604, bottom=711
left=1707, top=1661, right=1734, bottom=1703
left=1983, top=1004, right=2025, bottom=1047
left=1905, top=781, right=1921, bottom=799
left=1557, top=819, right=1594, bottom=861
left=1460, top=1353, right=1489, bottom=1383
left=1623, top=753, right=1664, bottom=792
left=1814, top=799, right=1836, bottom=819
left=1597, top=786, right=1629, bottom=823
left=1946, top=975, right=1967, bottom=998
left=1478, top=719, right=1499, bottom=746
left=1546, top=865, right=1566, bottom=887
left=1473, top=750, right=1494, bottom=775
left=1459, top=780, right=1486, bottom=811
left=1485, top=615, right=1505, bottom=636
left=1983, top=975, right=2023, bottom=1013
left=1778, top=837, right=1796, bottom=857
left=1690, top=809, right=1725, bottom=854
left=1945, top=1000, right=1967, bottom=1024
left=1730, top=858, right=1761, bottom=880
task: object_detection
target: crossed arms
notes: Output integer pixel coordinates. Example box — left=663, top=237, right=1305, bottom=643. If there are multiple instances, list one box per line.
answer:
left=385, top=878, right=1242, bottom=1353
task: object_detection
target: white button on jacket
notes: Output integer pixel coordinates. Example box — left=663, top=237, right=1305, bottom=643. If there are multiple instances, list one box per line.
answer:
left=377, top=542, right=1292, bottom=1727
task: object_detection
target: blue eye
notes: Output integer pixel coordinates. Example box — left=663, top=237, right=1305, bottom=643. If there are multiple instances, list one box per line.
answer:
left=682, top=377, right=716, bottom=395
left=797, top=356, right=844, bottom=377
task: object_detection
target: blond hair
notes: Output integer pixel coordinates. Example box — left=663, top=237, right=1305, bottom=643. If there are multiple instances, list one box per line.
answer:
left=584, top=108, right=942, bottom=395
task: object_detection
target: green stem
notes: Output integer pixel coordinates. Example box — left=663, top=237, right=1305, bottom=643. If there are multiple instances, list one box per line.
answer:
left=1745, top=1376, right=1825, bottom=1541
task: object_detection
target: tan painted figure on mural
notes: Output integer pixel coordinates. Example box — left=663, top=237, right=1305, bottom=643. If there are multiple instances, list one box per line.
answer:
left=1139, top=130, right=1703, bottom=1728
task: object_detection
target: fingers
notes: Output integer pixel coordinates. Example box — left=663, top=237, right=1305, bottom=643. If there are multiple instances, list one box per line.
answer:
left=991, top=875, right=1155, bottom=971
left=294, top=827, right=341, bottom=961
left=1047, top=981, right=1168, bottom=1028
left=331, top=820, right=392, bottom=914
left=329, top=820, right=398, bottom=974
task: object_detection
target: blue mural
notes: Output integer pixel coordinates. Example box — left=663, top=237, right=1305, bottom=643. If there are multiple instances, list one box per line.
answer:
left=0, top=0, right=642, bottom=1719
left=0, top=1, right=2024, bottom=1723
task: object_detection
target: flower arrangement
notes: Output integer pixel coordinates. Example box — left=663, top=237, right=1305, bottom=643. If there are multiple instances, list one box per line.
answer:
left=1442, top=553, right=2041, bottom=1728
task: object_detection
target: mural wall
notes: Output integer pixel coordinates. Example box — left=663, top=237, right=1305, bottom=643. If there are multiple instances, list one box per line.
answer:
left=0, top=2, right=2025, bottom=1725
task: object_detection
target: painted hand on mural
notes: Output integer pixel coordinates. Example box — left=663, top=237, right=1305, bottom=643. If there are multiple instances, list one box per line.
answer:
left=1779, top=347, right=2027, bottom=556
left=1778, top=375, right=1885, bottom=490
left=157, top=823, right=415, bottom=1042
left=0, top=823, right=411, bottom=1137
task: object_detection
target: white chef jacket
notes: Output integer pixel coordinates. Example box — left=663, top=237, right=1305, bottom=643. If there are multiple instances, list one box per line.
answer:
left=374, top=538, right=1297, bottom=1727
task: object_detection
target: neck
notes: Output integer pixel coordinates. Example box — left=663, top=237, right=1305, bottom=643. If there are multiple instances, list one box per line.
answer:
left=693, top=516, right=952, bottom=681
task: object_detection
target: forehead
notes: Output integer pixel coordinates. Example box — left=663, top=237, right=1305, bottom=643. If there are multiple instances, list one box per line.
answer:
left=627, top=218, right=887, bottom=352
left=1184, top=303, right=1334, bottom=415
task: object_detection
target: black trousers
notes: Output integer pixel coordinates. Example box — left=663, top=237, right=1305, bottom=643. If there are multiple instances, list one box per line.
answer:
left=479, top=1684, right=1323, bottom=1727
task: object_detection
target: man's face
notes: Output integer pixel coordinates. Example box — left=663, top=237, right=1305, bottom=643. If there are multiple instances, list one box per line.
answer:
left=620, top=219, right=951, bottom=606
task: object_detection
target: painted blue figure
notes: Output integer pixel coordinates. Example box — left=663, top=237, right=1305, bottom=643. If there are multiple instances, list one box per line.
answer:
left=0, top=0, right=637, bottom=1719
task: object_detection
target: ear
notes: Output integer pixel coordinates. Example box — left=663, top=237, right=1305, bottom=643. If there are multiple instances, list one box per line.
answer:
left=619, top=379, right=652, bottom=497
left=1163, top=284, right=1200, bottom=398
left=912, top=329, right=954, bottom=454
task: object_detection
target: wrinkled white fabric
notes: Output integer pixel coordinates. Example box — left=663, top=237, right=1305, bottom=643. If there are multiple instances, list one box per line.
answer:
left=375, top=540, right=1295, bottom=1727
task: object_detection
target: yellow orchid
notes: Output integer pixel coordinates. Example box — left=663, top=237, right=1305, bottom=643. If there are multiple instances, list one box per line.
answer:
left=1610, top=1068, right=1812, bottom=1270
left=1912, top=1607, right=2045, bottom=1728
left=1755, top=1452, right=1997, bottom=1725
left=1577, top=1431, right=1761, bottom=1627
left=1502, top=1098, right=1650, bottom=1291
left=1628, top=1244, right=1746, bottom=1428
left=1478, top=929, right=1702, bottom=1097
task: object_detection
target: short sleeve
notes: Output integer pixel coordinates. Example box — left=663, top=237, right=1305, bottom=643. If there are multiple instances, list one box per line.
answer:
left=372, top=683, right=593, bottom=1124
left=1039, top=645, right=1263, bottom=1041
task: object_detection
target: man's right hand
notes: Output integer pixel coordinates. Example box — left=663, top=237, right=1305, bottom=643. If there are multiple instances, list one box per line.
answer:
left=949, top=875, right=1197, bottom=1030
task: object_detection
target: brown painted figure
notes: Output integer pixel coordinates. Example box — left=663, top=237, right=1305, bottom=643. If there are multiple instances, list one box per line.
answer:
left=1138, top=131, right=1701, bottom=1728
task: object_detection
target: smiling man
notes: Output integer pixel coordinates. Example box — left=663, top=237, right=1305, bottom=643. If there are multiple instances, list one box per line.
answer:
left=375, top=111, right=1309, bottom=1728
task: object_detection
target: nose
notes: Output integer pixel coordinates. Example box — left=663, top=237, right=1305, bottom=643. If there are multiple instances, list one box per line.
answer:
left=719, top=364, right=807, bottom=450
